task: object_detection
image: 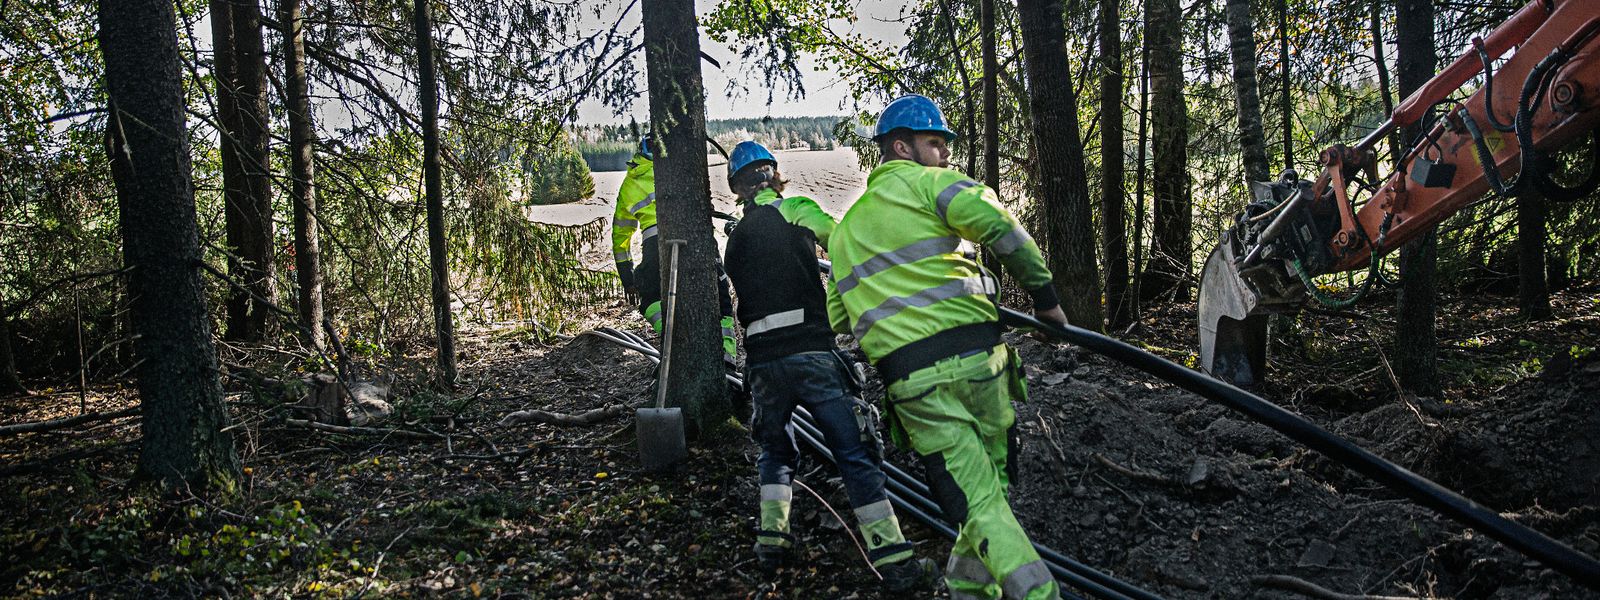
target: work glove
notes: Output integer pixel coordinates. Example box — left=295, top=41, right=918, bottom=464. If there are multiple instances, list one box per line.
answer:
left=618, top=268, right=638, bottom=305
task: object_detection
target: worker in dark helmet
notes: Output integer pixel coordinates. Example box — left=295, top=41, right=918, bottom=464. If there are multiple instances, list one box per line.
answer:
left=825, top=95, right=1065, bottom=600
left=611, top=134, right=737, bottom=362
left=722, top=140, right=937, bottom=590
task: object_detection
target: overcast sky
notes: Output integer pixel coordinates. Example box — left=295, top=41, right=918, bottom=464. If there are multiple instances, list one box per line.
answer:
left=575, top=0, right=911, bottom=124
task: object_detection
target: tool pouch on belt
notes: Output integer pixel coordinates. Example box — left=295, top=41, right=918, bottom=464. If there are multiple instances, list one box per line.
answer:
left=832, top=349, right=884, bottom=459
left=831, top=348, right=866, bottom=394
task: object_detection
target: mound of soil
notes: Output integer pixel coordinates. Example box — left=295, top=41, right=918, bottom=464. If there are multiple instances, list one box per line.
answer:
left=984, top=333, right=1600, bottom=599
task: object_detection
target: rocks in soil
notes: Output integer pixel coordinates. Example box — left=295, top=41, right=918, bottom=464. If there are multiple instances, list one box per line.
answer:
left=1295, top=539, right=1336, bottom=568
left=346, top=382, right=392, bottom=426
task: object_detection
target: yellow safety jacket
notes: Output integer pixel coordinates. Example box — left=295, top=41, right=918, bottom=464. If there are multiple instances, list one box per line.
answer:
left=826, top=160, right=1057, bottom=382
left=611, top=155, right=658, bottom=275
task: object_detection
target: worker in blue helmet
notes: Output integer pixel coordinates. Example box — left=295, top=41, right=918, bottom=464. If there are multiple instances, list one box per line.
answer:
left=873, top=94, right=959, bottom=166
left=722, top=140, right=937, bottom=590
left=638, top=133, right=654, bottom=159
left=827, top=94, right=1064, bottom=599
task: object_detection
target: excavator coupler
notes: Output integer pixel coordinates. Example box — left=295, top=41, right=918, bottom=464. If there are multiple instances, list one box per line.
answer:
left=1198, top=177, right=1317, bottom=387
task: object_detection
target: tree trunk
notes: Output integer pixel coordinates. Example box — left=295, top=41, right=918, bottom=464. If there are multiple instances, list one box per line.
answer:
left=1277, top=0, right=1293, bottom=171
left=1394, top=0, right=1438, bottom=395
left=1142, top=0, right=1191, bottom=303
left=1517, top=191, right=1552, bottom=319
left=1225, top=0, right=1270, bottom=183
left=1101, top=0, right=1132, bottom=329
left=0, top=314, right=23, bottom=395
left=100, top=0, right=240, bottom=494
left=979, top=0, right=1005, bottom=278
left=1131, top=33, right=1150, bottom=312
left=642, top=0, right=730, bottom=436
left=981, top=0, right=999, bottom=191
left=280, top=0, right=323, bottom=348
left=415, top=0, right=457, bottom=386
left=1370, top=1, right=1401, bottom=162
left=1018, top=0, right=1104, bottom=331
left=936, top=0, right=979, bottom=176
left=211, top=0, right=275, bottom=342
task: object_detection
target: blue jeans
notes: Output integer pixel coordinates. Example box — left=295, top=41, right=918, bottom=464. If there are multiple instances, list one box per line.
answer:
left=748, top=351, right=887, bottom=509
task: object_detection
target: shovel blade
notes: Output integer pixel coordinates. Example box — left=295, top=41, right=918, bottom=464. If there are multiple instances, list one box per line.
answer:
left=636, top=407, right=686, bottom=471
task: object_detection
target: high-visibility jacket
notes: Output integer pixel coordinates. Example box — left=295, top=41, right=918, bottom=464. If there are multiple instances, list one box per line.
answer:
left=826, top=160, right=1057, bottom=382
left=611, top=155, right=658, bottom=275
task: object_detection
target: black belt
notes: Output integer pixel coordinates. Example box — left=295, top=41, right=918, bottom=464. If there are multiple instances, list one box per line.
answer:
left=875, top=322, right=1001, bottom=383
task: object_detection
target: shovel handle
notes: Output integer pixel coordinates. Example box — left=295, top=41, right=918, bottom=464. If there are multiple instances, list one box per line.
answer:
left=655, top=239, right=688, bottom=410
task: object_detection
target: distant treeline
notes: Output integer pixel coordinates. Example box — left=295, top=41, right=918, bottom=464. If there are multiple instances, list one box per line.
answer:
left=575, top=116, right=844, bottom=172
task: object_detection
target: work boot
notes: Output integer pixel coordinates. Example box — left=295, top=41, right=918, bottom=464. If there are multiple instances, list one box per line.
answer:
left=878, top=557, right=938, bottom=592
left=753, top=542, right=789, bottom=577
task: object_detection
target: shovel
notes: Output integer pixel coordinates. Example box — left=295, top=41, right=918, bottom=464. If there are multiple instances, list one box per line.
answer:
left=637, top=238, right=688, bottom=471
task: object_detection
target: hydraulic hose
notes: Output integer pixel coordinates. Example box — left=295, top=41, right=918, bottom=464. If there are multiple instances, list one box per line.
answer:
left=997, top=308, right=1600, bottom=590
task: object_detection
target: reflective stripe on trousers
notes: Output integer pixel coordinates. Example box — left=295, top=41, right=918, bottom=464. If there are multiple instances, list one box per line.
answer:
left=854, top=499, right=913, bottom=567
left=644, top=301, right=663, bottom=333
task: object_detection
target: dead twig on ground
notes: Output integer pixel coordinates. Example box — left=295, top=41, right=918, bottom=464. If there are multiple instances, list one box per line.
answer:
left=794, top=477, right=880, bottom=581
left=1092, top=452, right=1185, bottom=488
left=0, top=407, right=139, bottom=436
left=0, top=441, right=136, bottom=478
left=497, top=404, right=627, bottom=427
left=282, top=418, right=440, bottom=440
left=1252, top=574, right=1420, bottom=600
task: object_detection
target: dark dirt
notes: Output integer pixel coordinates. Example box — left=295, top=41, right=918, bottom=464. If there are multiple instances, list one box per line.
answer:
left=2, top=287, right=1599, bottom=598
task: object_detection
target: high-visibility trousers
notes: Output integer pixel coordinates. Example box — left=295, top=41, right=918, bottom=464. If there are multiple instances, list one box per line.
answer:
left=885, top=343, right=1058, bottom=600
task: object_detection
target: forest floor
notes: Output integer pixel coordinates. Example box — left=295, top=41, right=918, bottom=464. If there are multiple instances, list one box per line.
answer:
left=2, top=284, right=1598, bottom=599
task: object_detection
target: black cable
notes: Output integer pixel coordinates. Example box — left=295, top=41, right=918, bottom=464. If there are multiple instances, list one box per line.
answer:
left=789, top=406, right=1165, bottom=600
left=787, top=410, right=1112, bottom=600
left=1475, top=40, right=1517, bottom=133
left=997, top=308, right=1600, bottom=591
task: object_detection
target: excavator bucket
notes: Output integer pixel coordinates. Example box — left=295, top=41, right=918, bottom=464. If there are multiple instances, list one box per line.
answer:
left=1198, top=234, right=1270, bottom=387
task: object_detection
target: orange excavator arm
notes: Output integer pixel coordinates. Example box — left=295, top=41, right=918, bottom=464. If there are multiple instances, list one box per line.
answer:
left=1199, top=0, right=1600, bottom=386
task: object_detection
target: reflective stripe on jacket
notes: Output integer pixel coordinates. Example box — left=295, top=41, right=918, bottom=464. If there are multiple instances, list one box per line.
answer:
left=826, top=160, right=1052, bottom=363
left=611, top=155, right=658, bottom=269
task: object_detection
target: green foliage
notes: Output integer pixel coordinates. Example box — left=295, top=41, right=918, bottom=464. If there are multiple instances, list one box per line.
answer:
left=576, top=139, right=638, bottom=172
left=704, top=0, right=904, bottom=104
left=520, top=142, right=596, bottom=206
left=150, top=501, right=373, bottom=595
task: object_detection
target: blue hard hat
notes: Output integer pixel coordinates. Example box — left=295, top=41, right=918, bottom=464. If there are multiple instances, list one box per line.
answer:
left=873, top=94, right=957, bottom=141
left=638, top=134, right=654, bottom=159
left=727, top=141, right=777, bottom=179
